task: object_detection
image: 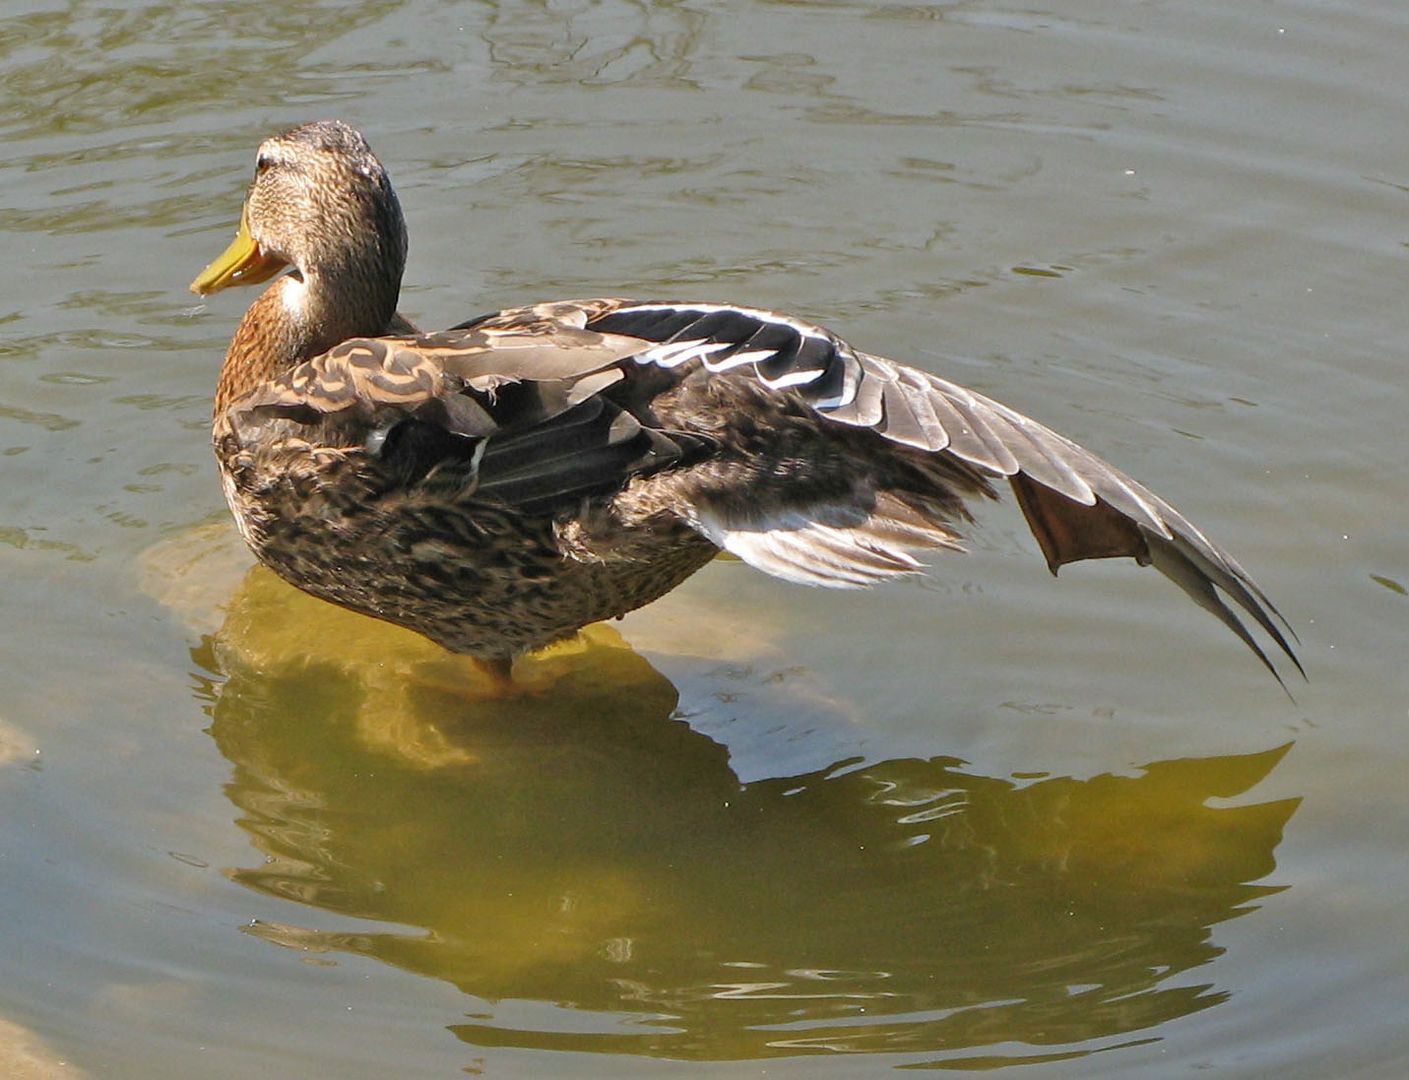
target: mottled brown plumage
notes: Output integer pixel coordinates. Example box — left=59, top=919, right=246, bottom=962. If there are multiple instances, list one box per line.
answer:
left=192, top=120, right=1300, bottom=684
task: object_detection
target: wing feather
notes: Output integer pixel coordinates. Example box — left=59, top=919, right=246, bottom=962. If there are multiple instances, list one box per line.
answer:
left=222, top=320, right=695, bottom=512
left=692, top=493, right=964, bottom=589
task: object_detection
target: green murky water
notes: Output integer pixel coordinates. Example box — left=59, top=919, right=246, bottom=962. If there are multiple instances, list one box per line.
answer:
left=2, top=1, right=1406, bottom=1076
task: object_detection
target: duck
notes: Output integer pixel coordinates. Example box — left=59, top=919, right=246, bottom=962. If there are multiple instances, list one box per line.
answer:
left=191, top=120, right=1299, bottom=688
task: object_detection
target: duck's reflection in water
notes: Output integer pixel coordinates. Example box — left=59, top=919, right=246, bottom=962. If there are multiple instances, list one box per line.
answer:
left=193, top=564, right=1298, bottom=1068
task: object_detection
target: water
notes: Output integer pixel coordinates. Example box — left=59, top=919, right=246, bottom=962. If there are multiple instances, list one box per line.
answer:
left=2, top=0, right=1406, bottom=1075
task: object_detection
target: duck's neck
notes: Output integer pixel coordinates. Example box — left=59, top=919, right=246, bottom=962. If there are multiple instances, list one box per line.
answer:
left=214, top=259, right=403, bottom=418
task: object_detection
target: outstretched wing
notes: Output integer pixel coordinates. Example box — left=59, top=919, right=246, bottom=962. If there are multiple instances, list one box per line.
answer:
left=567, top=299, right=1300, bottom=681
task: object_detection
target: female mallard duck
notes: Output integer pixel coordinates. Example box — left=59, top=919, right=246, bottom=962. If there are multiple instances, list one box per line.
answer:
left=192, top=120, right=1299, bottom=686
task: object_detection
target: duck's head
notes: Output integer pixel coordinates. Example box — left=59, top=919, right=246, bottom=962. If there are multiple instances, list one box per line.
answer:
left=190, top=120, right=408, bottom=343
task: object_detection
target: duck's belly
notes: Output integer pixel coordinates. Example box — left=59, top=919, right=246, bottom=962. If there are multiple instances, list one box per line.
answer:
left=221, top=456, right=717, bottom=660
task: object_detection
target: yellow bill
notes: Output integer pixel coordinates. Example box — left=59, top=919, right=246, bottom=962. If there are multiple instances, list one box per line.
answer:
left=189, top=207, right=288, bottom=295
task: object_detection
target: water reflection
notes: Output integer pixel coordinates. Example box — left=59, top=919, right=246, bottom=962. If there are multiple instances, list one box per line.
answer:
left=194, top=567, right=1297, bottom=1067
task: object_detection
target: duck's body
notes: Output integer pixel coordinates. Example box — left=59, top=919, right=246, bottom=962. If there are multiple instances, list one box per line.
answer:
left=195, top=121, right=1298, bottom=683
left=213, top=304, right=724, bottom=661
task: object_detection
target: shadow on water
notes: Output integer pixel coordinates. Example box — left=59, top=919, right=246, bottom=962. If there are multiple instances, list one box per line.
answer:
left=190, top=565, right=1299, bottom=1069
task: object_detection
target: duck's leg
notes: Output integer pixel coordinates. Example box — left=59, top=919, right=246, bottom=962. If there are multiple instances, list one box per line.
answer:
left=475, top=655, right=517, bottom=694
left=413, top=652, right=528, bottom=703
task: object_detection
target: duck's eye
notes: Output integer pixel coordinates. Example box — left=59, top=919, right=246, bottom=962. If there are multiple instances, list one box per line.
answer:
left=255, top=154, right=274, bottom=174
